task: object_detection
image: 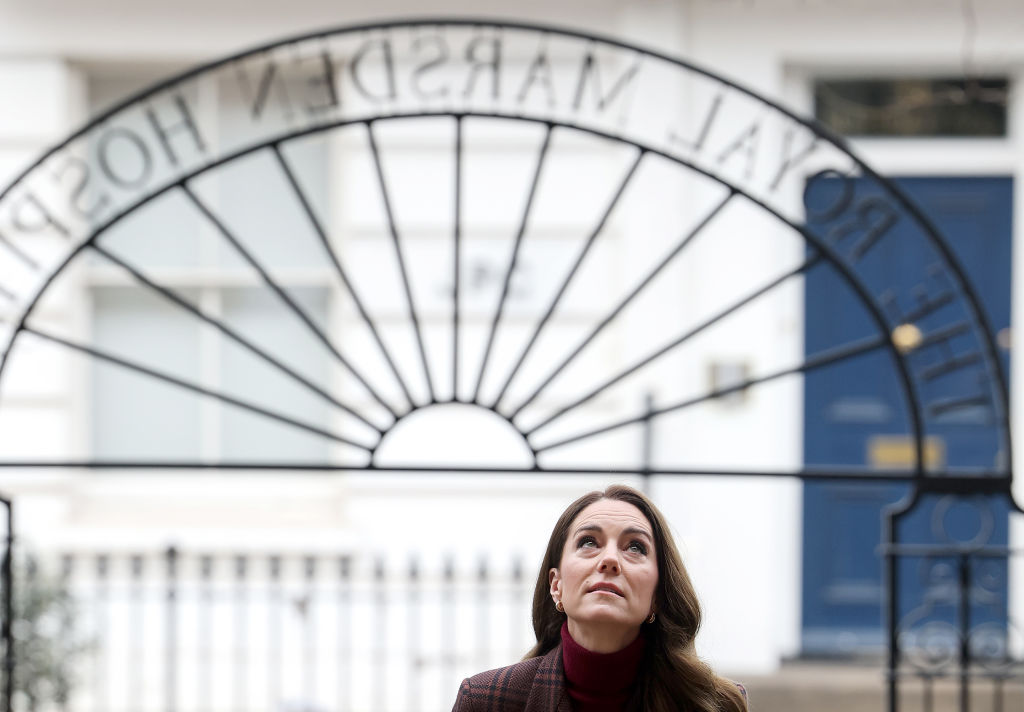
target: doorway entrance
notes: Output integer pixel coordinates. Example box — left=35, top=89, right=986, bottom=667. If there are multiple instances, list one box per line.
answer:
left=802, top=176, right=1013, bottom=653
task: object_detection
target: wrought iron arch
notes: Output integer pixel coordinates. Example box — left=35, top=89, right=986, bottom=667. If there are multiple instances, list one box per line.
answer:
left=0, top=18, right=1019, bottom=711
left=0, top=19, right=1012, bottom=480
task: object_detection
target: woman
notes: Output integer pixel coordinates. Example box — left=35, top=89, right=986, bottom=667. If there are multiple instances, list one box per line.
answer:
left=452, top=484, right=747, bottom=712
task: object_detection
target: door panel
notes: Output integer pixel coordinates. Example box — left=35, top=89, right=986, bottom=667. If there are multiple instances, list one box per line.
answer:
left=801, top=176, right=1012, bottom=654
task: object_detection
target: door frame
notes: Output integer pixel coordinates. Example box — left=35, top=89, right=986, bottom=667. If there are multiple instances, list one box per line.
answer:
left=783, top=63, right=1024, bottom=657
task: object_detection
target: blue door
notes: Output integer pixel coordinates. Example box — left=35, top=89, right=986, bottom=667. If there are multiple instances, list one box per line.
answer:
left=801, top=176, right=1012, bottom=653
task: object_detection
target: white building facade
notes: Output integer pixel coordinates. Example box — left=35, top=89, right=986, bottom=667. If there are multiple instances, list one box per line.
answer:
left=0, top=2, right=1021, bottom=710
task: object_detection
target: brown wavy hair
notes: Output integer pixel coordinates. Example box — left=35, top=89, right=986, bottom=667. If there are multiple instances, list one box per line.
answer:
left=524, top=484, right=747, bottom=712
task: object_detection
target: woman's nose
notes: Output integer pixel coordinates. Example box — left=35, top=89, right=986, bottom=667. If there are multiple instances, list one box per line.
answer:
left=598, top=548, right=620, bottom=573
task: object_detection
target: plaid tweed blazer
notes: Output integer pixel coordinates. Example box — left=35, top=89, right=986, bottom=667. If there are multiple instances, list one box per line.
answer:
left=452, top=644, right=748, bottom=712
left=452, top=644, right=571, bottom=712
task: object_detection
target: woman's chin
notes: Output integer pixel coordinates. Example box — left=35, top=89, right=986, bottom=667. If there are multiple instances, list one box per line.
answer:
left=572, top=608, right=640, bottom=628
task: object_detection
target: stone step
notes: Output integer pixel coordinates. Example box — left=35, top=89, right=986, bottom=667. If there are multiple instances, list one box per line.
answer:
left=740, top=663, right=1024, bottom=712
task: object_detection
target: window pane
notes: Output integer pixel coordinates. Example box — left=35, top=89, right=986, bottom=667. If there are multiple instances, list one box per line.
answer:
left=814, top=78, right=1008, bottom=137
left=86, top=67, right=204, bottom=268
left=91, top=286, right=203, bottom=459
left=210, top=77, right=331, bottom=270
left=219, top=286, right=331, bottom=462
left=193, top=142, right=330, bottom=272
left=95, top=189, right=204, bottom=269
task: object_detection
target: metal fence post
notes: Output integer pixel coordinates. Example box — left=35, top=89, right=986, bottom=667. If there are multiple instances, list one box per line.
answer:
left=303, top=555, right=316, bottom=709
left=373, top=556, right=387, bottom=712
left=510, top=557, right=524, bottom=658
left=2, top=497, right=13, bottom=712
left=165, top=546, right=179, bottom=712
left=958, top=553, right=971, bottom=712
left=442, top=555, right=455, bottom=698
left=476, top=556, right=488, bottom=673
left=268, top=555, right=282, bottom=712
left=337, top=555, right=351, bottom=712
left=233, top=555, right=247, bottom=712
left=407, top=556, right=419, bottom=712
left=198, top=555, right=213, bottom=712
left=885, top=506, right=899, bottom=712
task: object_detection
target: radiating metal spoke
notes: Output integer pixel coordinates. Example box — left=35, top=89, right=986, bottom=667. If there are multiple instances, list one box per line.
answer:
left=490, top=148, right=646, bottom=410
left=452, top=115, right=463, bottom=400
left=272, top=142, right=415, bottom=411
left=91, top=242, right=384, bottom=434
left=504, top=188, right=736, bottom=418
left=534, top=330, right=889, bottom=453
left=472, top=123, right=554, bottom=402
left=525, top=251, right=824, bottom=435
left=181, top=183, right=396, bottom=421
left=25, top=326, right=375, bottom=451
left=366, top=122, right=436, bottom=403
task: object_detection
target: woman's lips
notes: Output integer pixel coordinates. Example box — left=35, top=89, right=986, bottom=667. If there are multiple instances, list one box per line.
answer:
left=588, top=583, right=624, bottom=597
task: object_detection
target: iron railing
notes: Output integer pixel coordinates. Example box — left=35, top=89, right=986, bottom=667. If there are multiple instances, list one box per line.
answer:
left=0, top=513, right=1019, bottom=712
left=886, top=487, right=1024, bottom=712
left=5, top=547, right=532, bottom=712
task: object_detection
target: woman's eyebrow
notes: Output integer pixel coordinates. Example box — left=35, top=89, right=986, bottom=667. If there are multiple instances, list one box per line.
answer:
left=623, top=526, right=653, bottom=540
left=574, top=523, right=652, bottom=540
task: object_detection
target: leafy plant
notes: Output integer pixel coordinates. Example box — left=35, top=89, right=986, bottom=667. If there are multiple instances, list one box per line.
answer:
left=1, top=557, right=90, bottom=712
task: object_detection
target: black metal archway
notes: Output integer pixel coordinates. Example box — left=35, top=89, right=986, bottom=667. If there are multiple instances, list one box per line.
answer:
left=0, top=18, right=1019, bottom=712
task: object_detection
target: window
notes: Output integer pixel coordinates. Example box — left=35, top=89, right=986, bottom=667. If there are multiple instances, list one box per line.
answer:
left=814, top=77, right=1008, bottom=137
left=84, top=66, right=333, bottom=463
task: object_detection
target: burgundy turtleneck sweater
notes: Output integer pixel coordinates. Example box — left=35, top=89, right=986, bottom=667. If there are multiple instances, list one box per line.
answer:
left=560, top=622, right=645, bottom=712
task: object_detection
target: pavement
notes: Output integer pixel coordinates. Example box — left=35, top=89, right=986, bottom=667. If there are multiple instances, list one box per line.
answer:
left=740, top=661, right=1024, bottom=712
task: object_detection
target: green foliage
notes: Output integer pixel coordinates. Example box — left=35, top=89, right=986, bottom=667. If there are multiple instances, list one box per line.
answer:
left=1, top=559, right=90, bottom=712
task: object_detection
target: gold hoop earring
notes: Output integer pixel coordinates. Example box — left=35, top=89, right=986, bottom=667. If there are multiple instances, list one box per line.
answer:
left=646, top=612, right=656, bottom=624
left=555, top=600, right=564, bottom=613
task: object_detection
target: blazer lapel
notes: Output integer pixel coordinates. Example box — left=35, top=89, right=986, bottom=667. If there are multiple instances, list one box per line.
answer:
left=523, top=644, right=572, bottom=712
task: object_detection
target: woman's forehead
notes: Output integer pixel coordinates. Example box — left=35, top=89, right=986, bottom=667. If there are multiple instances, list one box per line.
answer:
left=570, top=499, right=653, bottom=534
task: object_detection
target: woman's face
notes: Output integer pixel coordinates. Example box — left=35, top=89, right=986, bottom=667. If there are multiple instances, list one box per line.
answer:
left=549, top=498, right=659, bottom=651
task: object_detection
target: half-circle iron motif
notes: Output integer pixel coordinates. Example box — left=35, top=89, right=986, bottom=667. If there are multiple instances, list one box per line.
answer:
left=0, top=19, right=1010, bottom=482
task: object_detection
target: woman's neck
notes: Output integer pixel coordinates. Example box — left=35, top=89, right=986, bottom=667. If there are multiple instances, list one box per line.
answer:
left=560, top=622, right=645, bottom=712
left=566, top=618, right=641, bottom=653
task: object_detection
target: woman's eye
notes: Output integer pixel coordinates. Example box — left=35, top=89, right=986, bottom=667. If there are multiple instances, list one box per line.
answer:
left=577, top=536, right=597, bottom=548
left=627, top=541, right=648, bottom=555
